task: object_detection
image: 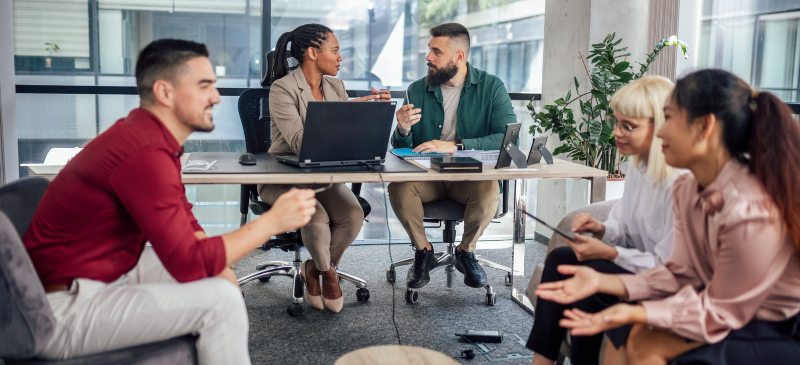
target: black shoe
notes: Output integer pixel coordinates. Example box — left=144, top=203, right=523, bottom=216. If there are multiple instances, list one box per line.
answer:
left=406, top=246, right=437, bottom=289
left=455, top=250, right=487, bottom=288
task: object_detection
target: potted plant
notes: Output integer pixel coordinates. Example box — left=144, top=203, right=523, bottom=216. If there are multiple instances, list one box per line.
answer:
left=44, top=42, right=60, bottom=68
left=528, top=34, right=688, bottom=194
left=215, top=53, right=229, bottom=76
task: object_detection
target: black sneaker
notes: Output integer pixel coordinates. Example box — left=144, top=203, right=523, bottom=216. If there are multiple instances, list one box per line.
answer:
left=454, top=250, right=487, bottom=288
left=406, top=245, right=437, bottom=289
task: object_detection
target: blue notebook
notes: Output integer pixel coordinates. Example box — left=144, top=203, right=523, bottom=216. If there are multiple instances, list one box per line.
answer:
left=390, top=148, right=448, bottom=160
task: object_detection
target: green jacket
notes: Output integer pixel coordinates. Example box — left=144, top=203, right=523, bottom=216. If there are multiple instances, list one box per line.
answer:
left=391, top=62, right=516, bottom=150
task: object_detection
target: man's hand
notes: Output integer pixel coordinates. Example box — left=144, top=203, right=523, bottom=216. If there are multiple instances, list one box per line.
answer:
left=350, top=87, right=391, bottom=102
left=535, top=265, right=601, bottom=305
left=396, top=104, right=422, bottom=137
left=261, top=188, right=316, bottom=233
left=413, top=140, right=456, bottom=154
left=572, top=212, right=605, bottom=238
left=218, top=266, right=241, bottom=290
left=567, top=234, right=618, bottom=262
left=560, top=304, right=641, bottom=336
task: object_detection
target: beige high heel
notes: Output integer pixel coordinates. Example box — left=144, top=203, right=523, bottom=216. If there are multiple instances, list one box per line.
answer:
left=300, top=260, right=324, bottom=310
left=321, top=263, right=344, bottom=313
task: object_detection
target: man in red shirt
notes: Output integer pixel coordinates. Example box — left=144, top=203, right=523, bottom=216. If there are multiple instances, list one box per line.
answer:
left=22, top=39, right=316, bottom=364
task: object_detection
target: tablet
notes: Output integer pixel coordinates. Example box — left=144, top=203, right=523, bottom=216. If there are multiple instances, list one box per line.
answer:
left=526, top=136, right=549, bottom=165
left=522, top=210, right=575, bottom=241
left=494, top=123, right=521, bottom=169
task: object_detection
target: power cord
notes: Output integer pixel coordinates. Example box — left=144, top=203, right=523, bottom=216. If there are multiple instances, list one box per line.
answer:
left=364, top=162, right=402, bottom=346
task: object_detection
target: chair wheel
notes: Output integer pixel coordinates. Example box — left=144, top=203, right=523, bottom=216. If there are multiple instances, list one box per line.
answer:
left=405, top=289, right=419, bottom=304
left=287, top=303, right=303, bottom=316
left=505, top=273, right=512, bottom=286
left=258, top=276, right=271, bottom=283
left=386, top=270, right=396, bottom=283
left=485, top=293, right=496, bottom=306
left=356, top=288, right=370, bottom=301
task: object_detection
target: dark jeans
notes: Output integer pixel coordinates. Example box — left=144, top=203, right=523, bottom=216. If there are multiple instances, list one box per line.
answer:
left=526, top=246, right=631, bottom=365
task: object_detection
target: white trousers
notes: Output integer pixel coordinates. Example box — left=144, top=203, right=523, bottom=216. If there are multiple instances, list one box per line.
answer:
left=39, top=247, right=251, bottom=365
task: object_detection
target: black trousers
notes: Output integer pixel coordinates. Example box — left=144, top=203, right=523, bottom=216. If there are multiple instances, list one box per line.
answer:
left=526, top=246, right=632, bottom=365
left=670, top=314, right=800, bottom=365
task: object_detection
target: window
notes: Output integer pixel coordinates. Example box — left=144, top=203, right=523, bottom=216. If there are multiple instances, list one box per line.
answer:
left=698, top=0, right=800, bottom=101
left=13, top=0, right=542, bottom=240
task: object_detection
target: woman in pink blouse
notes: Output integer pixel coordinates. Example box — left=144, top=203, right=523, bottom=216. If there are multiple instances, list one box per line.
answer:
left=535, top=69, right=800, bottom=364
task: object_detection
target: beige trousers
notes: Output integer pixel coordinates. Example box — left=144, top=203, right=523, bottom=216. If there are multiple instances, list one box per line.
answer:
left=258, top=183, right=364, bottom=271
left=39, top=247, right=250, bottom=365
left=388, top=181, right=500, bottom=252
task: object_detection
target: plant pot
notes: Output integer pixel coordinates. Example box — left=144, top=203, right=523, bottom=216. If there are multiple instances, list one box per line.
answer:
left=606, top=177, right=625, bottom=201
left=215, top=66, right=226, bottom=76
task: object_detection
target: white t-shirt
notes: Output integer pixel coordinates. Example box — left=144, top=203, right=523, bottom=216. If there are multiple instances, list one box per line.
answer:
left=602, top=161, right=680, bottom=273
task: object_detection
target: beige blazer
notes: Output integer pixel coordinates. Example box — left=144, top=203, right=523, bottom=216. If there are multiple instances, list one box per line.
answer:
left=267, top=67, right=349, bottom=154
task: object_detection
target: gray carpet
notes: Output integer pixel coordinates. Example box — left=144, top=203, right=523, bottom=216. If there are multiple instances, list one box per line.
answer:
left=236, top=240, right=549, bottom=365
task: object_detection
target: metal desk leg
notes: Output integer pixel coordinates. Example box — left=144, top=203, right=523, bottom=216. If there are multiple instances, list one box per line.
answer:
left=510, top=178, right=535, bottom=314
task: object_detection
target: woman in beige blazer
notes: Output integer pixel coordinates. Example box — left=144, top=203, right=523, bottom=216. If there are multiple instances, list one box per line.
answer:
left=261, top=23, right=390, bottom=313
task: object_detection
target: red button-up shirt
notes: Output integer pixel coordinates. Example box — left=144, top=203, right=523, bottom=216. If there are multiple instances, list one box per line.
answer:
left=23, top=108, right=226, bottom=286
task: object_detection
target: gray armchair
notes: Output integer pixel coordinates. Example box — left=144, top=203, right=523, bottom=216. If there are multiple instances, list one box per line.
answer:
left=0, top=177, right=198, bottom=365
left=525, top=199, right=618, bottom=306
left=524, top=199, right=617, bottom=365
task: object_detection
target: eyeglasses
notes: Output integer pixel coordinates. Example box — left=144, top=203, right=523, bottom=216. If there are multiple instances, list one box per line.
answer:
left=613, top=120, right=652, bottom=135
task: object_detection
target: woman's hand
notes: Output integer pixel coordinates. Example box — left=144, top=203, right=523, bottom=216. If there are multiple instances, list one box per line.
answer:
left=535, top=265, right=601, bottom=304
left=567, top=234, right=618, bottom=262
left=572, top=212, right=605, bottom=238
left=560, top=303, right=642, bottom=336
left=349, top=87, right=391, bottom=102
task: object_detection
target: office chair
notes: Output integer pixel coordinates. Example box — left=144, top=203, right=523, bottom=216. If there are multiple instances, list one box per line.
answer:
left=235, top=88, right=371, bottom=317
left=0, top=177, right=199, bottom=365
left=385, top=181, right=513, bottom=306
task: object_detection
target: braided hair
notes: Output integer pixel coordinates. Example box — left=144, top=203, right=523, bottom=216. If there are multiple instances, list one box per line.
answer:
left=270, top=24, right=333, bottom=85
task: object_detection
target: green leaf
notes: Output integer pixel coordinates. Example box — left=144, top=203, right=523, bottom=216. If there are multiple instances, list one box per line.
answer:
left=574, top=76, right=580, bottom=92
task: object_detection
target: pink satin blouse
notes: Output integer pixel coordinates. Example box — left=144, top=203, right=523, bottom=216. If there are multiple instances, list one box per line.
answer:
left=619, top=160, right=800, bottom=343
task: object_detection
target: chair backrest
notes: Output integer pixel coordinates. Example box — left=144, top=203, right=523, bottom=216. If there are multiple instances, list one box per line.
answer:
left=0, top=177, right=50, bottom=238
left=238, top=88, right=272, bottom=154
left=0, top=178, right=56, bottom=359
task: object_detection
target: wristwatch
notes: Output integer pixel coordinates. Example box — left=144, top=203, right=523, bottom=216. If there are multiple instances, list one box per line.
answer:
left=455, top=138, right=464, bottom=151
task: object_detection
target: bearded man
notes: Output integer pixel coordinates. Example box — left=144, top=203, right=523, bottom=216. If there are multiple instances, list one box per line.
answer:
left=389, top=23, right=516, bottom=292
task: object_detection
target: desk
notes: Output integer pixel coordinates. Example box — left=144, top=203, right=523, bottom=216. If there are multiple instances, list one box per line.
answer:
left=182, top=153, right=607, bottom=313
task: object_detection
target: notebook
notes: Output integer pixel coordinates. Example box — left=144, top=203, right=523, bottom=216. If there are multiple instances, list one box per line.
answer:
left=390, top=148, right=448, bottom=160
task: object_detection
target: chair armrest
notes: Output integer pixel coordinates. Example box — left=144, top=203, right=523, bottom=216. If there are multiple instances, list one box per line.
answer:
left=525, top=199, right=619, bottom=306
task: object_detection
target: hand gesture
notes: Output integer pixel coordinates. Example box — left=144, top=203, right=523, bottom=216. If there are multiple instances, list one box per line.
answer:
left=572, top=212, right=605, bottom=238
left=373, top=87, right=391, bottom=101
left=566, top=234, right=618, bottom=262
left=412, top=140, right=456, bottom=154
left=263, top=188, right=317, bottom=232
left=396, top=104, right=421, bottom=136
left=560, top=304, right=633, bottom=336
left=535, top=265, right=601, bottom=304
left=350, top=88, right=391, bottom=102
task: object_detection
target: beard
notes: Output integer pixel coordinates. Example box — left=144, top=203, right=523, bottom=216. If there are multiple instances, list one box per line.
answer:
left=425, top=60, right=459, bottom=87
left=177, top=104, right=215, bottom=133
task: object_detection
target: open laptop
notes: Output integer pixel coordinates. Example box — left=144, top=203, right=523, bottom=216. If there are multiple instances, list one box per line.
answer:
left=276, top=101, right=397, bottom=167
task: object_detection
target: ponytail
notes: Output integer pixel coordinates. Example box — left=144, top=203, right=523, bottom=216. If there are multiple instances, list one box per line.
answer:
left=749, top=91, right=800, bottom=254
left=673, top=69, right=800, bottom=257
left=269, top=24, right=333, bottom=85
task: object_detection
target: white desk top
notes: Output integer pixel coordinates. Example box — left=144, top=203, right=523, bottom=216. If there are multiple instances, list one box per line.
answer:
left=180, top=153, right=607, bottom=184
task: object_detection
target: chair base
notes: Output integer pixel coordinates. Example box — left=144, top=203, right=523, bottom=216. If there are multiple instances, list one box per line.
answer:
left=386, top=242, right=512, bottom=306
left=238, top=251, right=370, bottom=316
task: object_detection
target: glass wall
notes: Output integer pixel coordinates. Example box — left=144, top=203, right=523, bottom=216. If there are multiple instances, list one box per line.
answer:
left=13, top=0, right=543, bottom=240
left=270, top=0, right=544, bottom=92
left=698, top=0, right=800, bottom=101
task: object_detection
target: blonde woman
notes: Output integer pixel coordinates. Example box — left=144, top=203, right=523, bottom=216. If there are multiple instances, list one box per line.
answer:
left=527, top=76, right=679, bottom=365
